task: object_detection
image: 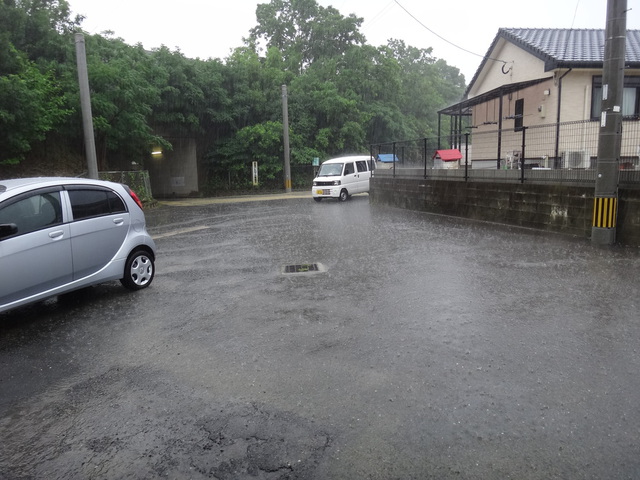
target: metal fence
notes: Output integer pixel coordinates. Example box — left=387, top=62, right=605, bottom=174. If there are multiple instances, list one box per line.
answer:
left=205, top=164, right=316, bottom=194
left=98, top=170, right=154, bottom=203
left=371, top=119, right=640, bottom=187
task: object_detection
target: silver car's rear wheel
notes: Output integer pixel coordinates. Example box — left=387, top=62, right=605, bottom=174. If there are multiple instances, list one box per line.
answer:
left=121, top=249, right=155, bottom=290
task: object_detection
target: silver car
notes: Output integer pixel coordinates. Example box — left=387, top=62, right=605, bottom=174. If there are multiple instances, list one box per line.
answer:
left=0, top=177, right=156, bottom=313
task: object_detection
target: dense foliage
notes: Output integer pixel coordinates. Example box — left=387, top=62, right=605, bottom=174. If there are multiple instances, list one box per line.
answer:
left=0, top=0, right=465, bottom=189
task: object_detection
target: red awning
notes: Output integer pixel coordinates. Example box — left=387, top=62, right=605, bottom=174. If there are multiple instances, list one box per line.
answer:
left=432, top=149, right=462, bottom=161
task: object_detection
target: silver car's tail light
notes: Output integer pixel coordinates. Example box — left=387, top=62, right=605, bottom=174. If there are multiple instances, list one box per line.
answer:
left=128, top=189, right=144, bottom=210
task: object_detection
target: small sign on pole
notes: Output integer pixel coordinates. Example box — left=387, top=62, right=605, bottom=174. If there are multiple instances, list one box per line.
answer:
left=252, top=161, right=259, bottom=186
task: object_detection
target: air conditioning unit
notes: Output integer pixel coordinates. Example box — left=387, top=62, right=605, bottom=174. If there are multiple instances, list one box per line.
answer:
left=562, top=150, right=591, bottom=169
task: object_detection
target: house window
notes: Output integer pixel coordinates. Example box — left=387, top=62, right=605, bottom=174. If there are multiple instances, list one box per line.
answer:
left=514, top=98, right=524, bottom=131
left=591, top=76, right=640, bottom=120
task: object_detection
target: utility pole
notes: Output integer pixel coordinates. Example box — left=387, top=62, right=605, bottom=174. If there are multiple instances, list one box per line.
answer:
left=74, top=33, right=99, bottom=179
left=282, top=85, right=292, bottom=193
left=592, top=0, right=627, bottom=245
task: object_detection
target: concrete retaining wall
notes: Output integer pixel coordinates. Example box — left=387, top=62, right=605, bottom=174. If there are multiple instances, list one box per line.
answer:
left=370, top=176, right=640, bottom=246
left=147, top=137, right=199, bottom=197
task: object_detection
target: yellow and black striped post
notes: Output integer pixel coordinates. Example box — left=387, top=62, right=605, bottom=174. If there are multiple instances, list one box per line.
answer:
left=592, top=196, right=618, bottom=229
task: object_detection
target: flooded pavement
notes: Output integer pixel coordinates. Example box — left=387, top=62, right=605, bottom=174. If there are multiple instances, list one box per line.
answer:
left=1, top=194, right=640, bottom=479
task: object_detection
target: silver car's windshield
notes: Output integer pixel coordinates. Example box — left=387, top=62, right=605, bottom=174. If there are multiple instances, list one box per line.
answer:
left=317, top=163, right=343, bottom=177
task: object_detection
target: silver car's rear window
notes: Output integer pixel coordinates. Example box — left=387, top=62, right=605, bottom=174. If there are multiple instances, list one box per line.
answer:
left=67, top=188, right=126, bottom=220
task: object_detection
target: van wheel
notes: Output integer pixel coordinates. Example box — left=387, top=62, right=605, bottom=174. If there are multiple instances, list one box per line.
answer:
left=121, top=249, right=155, bottom=290
left=339, top=189, right=349, bottom=202
left=313, top=197, right=322, bottom=202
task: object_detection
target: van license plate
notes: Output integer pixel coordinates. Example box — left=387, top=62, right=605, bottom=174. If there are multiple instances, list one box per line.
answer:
left=316, top=189, right=325, bottom=195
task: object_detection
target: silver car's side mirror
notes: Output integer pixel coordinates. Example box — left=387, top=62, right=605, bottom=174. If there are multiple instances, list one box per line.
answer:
left=0, top=223, right=18, bottom=239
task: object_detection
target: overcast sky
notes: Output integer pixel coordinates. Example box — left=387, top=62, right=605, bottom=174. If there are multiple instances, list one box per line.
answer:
left=68, top=0, right=639, bottom=82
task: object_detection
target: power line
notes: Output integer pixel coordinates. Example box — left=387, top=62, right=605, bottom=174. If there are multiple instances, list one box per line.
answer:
left=393, top=0, right=508, bottom=66
left=570, top=0, right=581, bottom=29
left=365, top=1, right=397, bottom=31
left=560, top=0, right=583, bottom=63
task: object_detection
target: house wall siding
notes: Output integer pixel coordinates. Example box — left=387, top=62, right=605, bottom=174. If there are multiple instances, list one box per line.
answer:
left=470, top=79, right=557, bottom=163
left=558, top=70, right=599, bottom=121
left=469, top=40, right=547, bottom=97
left=471, top=80, right=557, bottom=131
left=370, top=176, right=640, bottom=246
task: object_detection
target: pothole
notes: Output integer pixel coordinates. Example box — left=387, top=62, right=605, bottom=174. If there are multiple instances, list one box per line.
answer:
left=281, top=263, right=326, bottom=275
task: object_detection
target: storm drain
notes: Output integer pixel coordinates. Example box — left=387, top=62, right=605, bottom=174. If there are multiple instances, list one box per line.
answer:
left=281, top=263, right=326, bottom=275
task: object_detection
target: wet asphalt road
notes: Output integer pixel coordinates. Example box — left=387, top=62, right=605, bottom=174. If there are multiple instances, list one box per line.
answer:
left=1, top=193, right=640, bottom=479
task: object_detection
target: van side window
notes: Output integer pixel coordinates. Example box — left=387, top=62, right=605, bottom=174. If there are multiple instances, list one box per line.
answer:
left=356, top=161, right=368, bottom=172
left=344, top=162, right=355, bottom=175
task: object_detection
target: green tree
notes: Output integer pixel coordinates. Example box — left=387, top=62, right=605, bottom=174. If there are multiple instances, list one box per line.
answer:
left=0, top=45, right=70, bottom=164
left=150, top=47, right=204, bottom=137
left=194, top=57, right=234, bottom=138
left=77, top=34, right=167, bottom=170
left=0, top=0, right=468, bottom=186
left=288, top=67, right=365, bottom=154
left=149, top=47, right=233, bottom=139
left=250, top=0, right=365, bottom=72
left=386, top=39, right=464, bottom=137
left=223, top=46, right=272, bottom=130
left=0, top=0, right=82, bottom=63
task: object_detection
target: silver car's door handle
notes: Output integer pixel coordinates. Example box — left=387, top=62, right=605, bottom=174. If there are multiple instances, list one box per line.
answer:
left=49, top=230, right=64, bottom=239
left=113, top=218, right=124, bottom=225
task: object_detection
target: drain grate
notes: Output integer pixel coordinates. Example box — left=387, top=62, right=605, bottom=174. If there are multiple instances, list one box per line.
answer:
left=282, top=263, right=326, bottom=274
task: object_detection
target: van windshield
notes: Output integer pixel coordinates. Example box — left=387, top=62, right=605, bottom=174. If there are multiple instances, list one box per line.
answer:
left=317, top=163, right=343, bottom=177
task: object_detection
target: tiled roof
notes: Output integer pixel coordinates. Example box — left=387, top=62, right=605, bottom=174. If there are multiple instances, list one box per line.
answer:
left=501, top=28, right=640, bottom=65
left=465, top=28, right=640, bottom=97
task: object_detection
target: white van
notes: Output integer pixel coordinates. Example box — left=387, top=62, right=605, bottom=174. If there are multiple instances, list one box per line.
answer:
left=311, top=155, right=375, bottom=202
